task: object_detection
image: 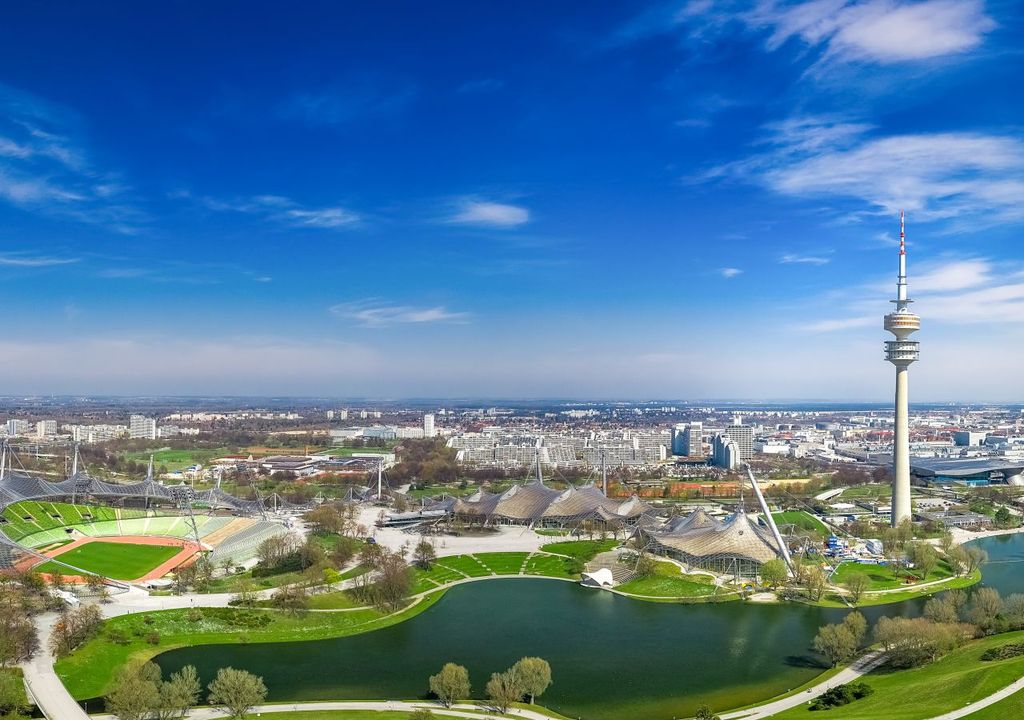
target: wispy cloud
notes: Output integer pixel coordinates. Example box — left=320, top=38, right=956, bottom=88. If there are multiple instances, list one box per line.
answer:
left=0, top=84, right=142, bottom=233
left=446, top=198, right=530, bottom=228
left=189, top=192, right=361, bottom=230
left=0, top=252, right=80, bottom=267
left=780, top=253, right=830, bottom=265
left=330, top=299, right=471, bottom=327
left=799, top=256, right=1024, bottom=332
left=621, top=0, right=995, bottom=66
left=279, top=78, right=417, bottom=127
left=719, top=267, right=743, bottom=278
left=701, top=116, right=1024, bottom=226
left=458, top=78, right=505, bottom=94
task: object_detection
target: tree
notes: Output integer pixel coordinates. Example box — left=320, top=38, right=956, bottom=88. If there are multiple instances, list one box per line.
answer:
left=511, top=657, right=551, bottom=704
left=843, top=611, right=868, bottom=646
left=907, top=542, right=938, bottom=581
left=873, top=616, right=969, bottom=668
left=0, top=601, right=38, bottom=667
left=408, top=710, right=435, bottom=720
left=995, top=506, right=1012, bottom=526
left=413, top=540, right=437, bottom=570
left=759, top=559, right=787, bottom=590
left=813, top=623, right=858, bottom=667
left=106, top=663, right=160, bottom=720
left=803, top=566, right=827, bottom=602
left=271, top=585, right=309, bottom=615
left=968, top=587, right=1003, bottom=633
left=947, top=545, right=969, bottom=576
left=843, top=572, right=870, bottom=605
left=485, top=669, right=523, bottom=713
left=428, top=663, right=470, bottom=708
left=49, top=603, right=102, bottom=658
left=158, top=665, right=201, bottom=720
left=966, top=546, right=989, bottom=575
left=923, top=596, right=959, bottom=625
left=695, top=704, right=722, bottom=720
left=207, top=667, right=268, bottom=720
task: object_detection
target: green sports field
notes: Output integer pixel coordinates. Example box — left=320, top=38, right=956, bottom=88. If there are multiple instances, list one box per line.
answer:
left=35, top=541, right=183, bottom=580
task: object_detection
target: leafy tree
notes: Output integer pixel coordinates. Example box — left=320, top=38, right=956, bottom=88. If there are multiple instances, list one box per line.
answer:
left=511, top=657, right=551, bottom=704
left=947, top=545, right=969, bottom=576
left=106, top=663, right=160, bottom=720
left=759, top=559, right=787, bottom=590
left=874, top=617, right=969, bottom=668
left=907, top=542, right=938, bottom=581
left=485, top=669, right=522, bottom=713
left=843, top=572, right=870, bottom=605
left=271, top=585, right=309, bottom=616
left=995, top=506, right=1012, bottom=526
left=966, top=546, right=989, bottom=575
left=0, top=601, right=38, bottom=667
left=843, top=611, right=868, bottom=646
left=813, top=624, right=858, bottom=667
left=413, top=540, right=437, bottom=570
left=157, top=664, right=201, bottom=720
left=695, top=704, right=721, bottom=720
left=428, top=663, right=470, bottom=708
left=923, top=596, right=959, bottom=625
left=968, top=587, right=1004, bottom=633
left=48, top=603, right=102, bottom=658
left=207, top=667, right=268, bottom=719
left=803, top=566, right=827, bottom=602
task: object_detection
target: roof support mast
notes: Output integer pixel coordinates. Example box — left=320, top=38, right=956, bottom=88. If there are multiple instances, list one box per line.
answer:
left=744, top=464, right=794, bottom=576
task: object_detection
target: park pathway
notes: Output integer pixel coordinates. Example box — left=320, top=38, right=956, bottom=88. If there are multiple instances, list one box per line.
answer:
left=720, top=650, right=887, bottom=719
left=90, top=700, right=556, bottom=720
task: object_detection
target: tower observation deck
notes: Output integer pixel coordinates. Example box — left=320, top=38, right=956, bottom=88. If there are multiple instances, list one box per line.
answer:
left=885, top=211, right=919, bottom=526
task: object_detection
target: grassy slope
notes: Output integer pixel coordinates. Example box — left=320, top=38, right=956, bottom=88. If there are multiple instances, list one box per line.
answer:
left=36, top=541, right=182, bottom=580
left=539, top=539, right=617, bottom=561
left=832, top=559, right=955, bottom=590
left=56, top=592, right=445, bottom=700
left=772, top=510, right=829, bottom=536
left=617, top=561, right=719, bottom=598
left=772, top=631, right=1024, bottom=720
left=122, top=447, right=229, bottom=472
left=962, top=687, right=1024, bottom=718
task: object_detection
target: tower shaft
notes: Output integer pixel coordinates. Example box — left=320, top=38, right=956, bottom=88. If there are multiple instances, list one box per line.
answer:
left=884, top=210, right=919, bottom=527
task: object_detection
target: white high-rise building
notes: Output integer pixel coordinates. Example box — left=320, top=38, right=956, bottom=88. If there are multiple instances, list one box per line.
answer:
left=423, top=413, right=436, bottom=438
left=339, top=409, right=349, bottom=420
left=129, top=415, right=158, bottom=440
left=35, top=420, right=57, bottom=439
left=724, top=424, right=754, bottom=461
left=884, top=211, right=920, bottom=526
left=6, top=419, right=30, bottom=437
left=684, top=422, right=703, bottom=456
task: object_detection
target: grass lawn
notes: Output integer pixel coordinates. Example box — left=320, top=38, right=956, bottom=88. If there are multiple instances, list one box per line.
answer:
left=35, top=541, right=182, bottom=580
left=539, top=539, right=618, bottom=562
left=55, top=592, right=445, bottom=700
left=830, top=558, right=955, bottom=590
left=523, top=554, right=577, bottom=578
left=437, top=555, right=491, bottom=577
left=122, top=447, right=229, bottom=472
left=772, top=630, right=1024, bottom=720
left=305, top=591, right=364, bottom=610
left=617, top=561, right=719, bottom=598
left=772, top=511, right=829, bottom=536
left=962, top=686, right=1024, bottom=718
left=474, top=552, right=529, bottom=574
left=814, top=569, right=982, bottom=608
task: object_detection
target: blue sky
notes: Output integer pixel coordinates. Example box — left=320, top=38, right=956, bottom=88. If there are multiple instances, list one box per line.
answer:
left=1, top=1, right=1022, bottom=399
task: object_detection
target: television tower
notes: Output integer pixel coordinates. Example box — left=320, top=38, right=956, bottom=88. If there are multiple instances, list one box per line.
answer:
left=884, top=210, right=920, bottom=526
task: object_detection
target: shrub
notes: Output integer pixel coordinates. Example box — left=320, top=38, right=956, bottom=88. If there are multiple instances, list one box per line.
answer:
left=810, top=682, right=874, bottom=710
left=981, top=643, right=1024, bottom=661
left=145, top=632, right=161, bottom=645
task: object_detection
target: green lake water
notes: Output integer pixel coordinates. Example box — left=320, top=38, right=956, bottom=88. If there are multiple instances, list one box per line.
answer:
left=153, top=534, right=1024, bottom=720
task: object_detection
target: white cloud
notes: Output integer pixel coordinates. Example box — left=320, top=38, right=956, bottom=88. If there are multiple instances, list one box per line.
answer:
left=780, top=253, right=830, bottom=265
left=631, top=0, right=996, bottom=66
left=447, top=199, right=530, bottom=228
left=195, top=193, right=360, bottom=230
left=0, top=252, right=80, bottom=267
left=330, top=299, right=471, bottom=327
left=719, top=267, right=743, bottom=278
left=755, top=0, right=997, bottom=64
left=0, top=85, right=139, bottom=231
left=705, top=116, right=1024, bottom=225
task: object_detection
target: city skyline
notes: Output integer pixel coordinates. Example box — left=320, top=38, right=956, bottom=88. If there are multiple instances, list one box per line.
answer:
left=1, top=2, right=1023, bottom=399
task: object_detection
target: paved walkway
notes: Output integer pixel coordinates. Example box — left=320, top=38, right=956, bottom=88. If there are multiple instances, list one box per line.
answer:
left=926, top=674, right=1024, bottom=719
left=93, top=700, right=555, bottom=720
left=720, top=651, right=887, bottom=719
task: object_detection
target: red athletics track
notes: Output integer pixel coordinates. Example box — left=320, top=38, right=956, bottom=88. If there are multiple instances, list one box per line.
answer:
left=37, top=535, right=203, bottom=583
